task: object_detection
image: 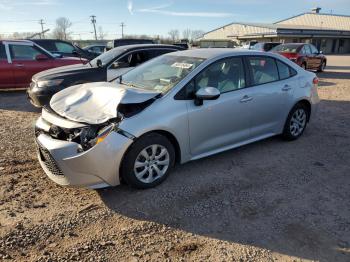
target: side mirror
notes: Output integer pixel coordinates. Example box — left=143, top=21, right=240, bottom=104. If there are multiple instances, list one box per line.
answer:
left=35, top=54, right=49, bottom=61
left=96, top=59, right=103, bottom=68
left=194, top=87, right=220, bottom=106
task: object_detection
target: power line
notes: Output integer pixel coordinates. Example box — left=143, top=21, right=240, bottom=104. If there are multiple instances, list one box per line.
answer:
left=90, top=15, right=97, bottom=40
left=120, top=22, right=126, bottom=38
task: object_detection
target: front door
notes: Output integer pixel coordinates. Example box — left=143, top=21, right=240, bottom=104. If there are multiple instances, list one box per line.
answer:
left=9, top=43, right=53, bottom=87
left=187, top=57, right=251, bottom=157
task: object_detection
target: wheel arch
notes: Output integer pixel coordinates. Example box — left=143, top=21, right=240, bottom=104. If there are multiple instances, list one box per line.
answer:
left=294, top=99, right=312, bottom=122
left=118, top=129, right=182, bottom=184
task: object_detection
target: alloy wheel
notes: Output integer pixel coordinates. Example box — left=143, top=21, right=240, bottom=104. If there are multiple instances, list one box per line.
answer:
left=290, top=109, right=307, bottom=137
left=133, top=144, right=170, bottom=184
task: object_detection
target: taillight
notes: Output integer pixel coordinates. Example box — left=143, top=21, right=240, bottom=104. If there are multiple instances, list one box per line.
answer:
left=313, top=77, right=319, bottom=85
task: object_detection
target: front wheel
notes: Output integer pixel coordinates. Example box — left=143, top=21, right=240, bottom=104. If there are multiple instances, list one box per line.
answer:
left=317, top=61, right=326, bottom=72
left=282, top=104, right=309, bottom=140
left=121, top=133, right=175, bottom=189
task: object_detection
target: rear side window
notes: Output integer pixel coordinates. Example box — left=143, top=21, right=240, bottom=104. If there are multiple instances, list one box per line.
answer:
left=248, top=57, right=279, bottom=85
left=0, top=44, right=7, bottom=60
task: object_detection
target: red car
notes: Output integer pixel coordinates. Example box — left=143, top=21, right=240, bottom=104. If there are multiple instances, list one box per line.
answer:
left=271, top=43, right=327, bottom=72
left=0, top=40, right=86, bottom=89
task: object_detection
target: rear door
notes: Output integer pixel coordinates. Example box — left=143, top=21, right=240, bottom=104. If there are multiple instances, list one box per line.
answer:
left=309, top=44, right=322, bottom=69
left=244, top=56, right=295, bottom=137
left=8, top=43, right=53, bottom=87
left=0, top=43, right=15, bottom=89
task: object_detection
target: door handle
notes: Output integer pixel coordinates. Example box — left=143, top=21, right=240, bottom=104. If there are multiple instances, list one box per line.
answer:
left=15, top=64, right=24, bottom=67
left=240, top=95, right=253, bottom=103
left=282, top=84, right=291, bottom=91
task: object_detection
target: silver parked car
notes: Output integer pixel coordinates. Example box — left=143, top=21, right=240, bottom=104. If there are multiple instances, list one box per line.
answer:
left=35, top=49, right=319, bottom=189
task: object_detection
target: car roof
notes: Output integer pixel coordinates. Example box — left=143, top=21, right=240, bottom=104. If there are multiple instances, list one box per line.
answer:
left=0, top=40, right=33, bottom=44
left=114, top=44, right=184, bottom=51
left=168, top=48, right=276, bottom=59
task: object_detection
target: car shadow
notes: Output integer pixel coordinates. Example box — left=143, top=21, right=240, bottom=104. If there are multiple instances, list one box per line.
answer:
left=98, top=99, right=350, bottom=262
left=318, top=71, right=350, bottom=80
left=0, top=90, right=40, bottom=113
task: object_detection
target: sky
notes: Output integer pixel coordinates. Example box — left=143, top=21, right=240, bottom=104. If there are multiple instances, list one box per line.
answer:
left=0, top=0, right=350, bottom=40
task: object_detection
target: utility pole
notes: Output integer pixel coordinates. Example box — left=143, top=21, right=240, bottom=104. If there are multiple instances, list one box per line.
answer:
left=90, top=15, right=97, bottom=40
left=120, top=22, right=126, bottom=38
left=39, top=19, right=45, bottom=39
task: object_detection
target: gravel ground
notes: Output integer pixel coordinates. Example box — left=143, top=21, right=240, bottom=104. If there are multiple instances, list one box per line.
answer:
left=0, top=58, right=350, bottom=261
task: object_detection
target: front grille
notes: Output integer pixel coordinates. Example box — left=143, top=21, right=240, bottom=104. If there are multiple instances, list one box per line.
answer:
left=36, top=139, right=64, bottom=176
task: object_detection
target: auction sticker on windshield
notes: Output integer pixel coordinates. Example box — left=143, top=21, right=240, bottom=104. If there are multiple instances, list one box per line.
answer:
left=171, top=62, right=193, bottom=69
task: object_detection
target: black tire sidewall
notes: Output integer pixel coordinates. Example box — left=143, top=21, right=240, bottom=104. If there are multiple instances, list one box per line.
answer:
left=121, top=133, right=175, bottom=189
left=283, top=104, right=309, bottom=141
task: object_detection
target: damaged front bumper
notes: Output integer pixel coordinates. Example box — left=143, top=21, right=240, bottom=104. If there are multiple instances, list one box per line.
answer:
left=35, top=117, right=134, bottom=188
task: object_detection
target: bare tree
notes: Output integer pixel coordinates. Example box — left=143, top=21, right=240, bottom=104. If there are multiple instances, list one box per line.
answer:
left=52, top=17, right=72, bottom=40
left=190, top=30, right=205, bottom=41
left=98, top=26, right=107, bottom=40
left=168, top=29, right=179, bottom=42
left=182, top=29, right=191, bottom=41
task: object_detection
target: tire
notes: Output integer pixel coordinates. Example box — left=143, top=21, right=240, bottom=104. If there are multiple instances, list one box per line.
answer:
left=317, top=61, right=326, bottom=72
left=301, top=63, right=307, bottom=70
left=120, top=133, right=175, bottom=189
left=282, top=103, right=309, bottom=141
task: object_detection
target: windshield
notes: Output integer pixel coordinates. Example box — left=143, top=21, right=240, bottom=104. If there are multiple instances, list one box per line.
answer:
left=90, top=48, right=124, bottom=67
left=272, top=44, right=300, bottom=53
left=120, top=55, right=205, bottom=93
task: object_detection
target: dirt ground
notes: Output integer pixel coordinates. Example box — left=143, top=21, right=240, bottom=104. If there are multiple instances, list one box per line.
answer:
left=0, top=56, right=349, bottom=262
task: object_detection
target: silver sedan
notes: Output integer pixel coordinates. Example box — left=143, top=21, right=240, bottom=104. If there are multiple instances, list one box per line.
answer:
left=35, top=49, right=319, bottom=189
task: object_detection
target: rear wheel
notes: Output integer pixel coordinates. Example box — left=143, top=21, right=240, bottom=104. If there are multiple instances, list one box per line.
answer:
left=282, top=103, right=309, bottom=140
left=121, top=133, right=175, bottom=189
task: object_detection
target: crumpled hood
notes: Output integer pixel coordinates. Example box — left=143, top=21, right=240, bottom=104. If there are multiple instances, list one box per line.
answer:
left=50, top=82, right=160, bottom=124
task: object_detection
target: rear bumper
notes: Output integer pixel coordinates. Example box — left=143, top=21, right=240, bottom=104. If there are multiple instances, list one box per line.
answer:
left=35, top=131, right=133, bottom=188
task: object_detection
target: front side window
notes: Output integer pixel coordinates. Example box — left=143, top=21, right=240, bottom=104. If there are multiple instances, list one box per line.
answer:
left=10, top=45, right=43, bottom=60
left=248, top=57, right=279, bottom=85
left=194, top=57, right=245, bottom=93
left=55, top=42, right=75, bottom=53
left=121, top=55, right=205, bottom=93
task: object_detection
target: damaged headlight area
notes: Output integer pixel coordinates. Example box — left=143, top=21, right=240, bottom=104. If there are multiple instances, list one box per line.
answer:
left=48, top=122, right=117, bottom=152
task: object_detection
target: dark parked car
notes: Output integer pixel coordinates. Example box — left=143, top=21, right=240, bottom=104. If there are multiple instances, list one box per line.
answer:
left=0, top=40, right=86, bottom=89
left=83, top=45, right=106, bottom=56
left=252, top=42, right=281, bottom=52
left=27, top=44, right=184, bottom=107
left=271, top=43, right=326, bottom=72
left=31, top=39, right=96, bottom=60
left=106, top=39, right=155, bottom=50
